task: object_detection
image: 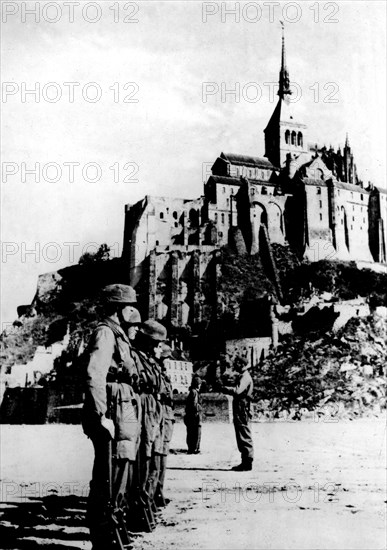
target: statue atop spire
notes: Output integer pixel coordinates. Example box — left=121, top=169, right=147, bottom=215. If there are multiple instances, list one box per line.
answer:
left=278, top=22, right=292, bottom=100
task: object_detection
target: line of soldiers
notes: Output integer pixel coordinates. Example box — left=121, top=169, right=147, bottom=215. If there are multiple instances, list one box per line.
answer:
left=81, top=284, right=175, bottom=549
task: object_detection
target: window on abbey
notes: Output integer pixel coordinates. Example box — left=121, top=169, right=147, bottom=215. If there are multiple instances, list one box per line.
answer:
left=297, top=132, right=303, bottom=147
left=285, top=130, right=290, bottom=144
left=291, top=131, right=296, bottom=145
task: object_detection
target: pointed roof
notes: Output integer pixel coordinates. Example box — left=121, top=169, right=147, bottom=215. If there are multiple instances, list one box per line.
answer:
left=264, top=96, right=304, bottom=132
left=278, top=23, right=292, bottom=100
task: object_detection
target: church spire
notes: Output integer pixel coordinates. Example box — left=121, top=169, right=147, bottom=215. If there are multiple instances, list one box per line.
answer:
left=278, top=22, right=291, bottom=100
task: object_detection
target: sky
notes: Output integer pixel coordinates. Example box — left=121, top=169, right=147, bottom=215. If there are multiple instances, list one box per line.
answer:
left=1, top=0, right=386, bottom=326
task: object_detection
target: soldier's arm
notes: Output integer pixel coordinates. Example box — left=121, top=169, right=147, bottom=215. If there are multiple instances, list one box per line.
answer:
left=85, top=326, right=115, bottom=417
left=223, top=373, right=250, bottom=396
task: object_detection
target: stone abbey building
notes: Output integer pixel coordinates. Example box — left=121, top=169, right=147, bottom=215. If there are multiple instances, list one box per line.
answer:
left=122, top=30, right=386, bottom=329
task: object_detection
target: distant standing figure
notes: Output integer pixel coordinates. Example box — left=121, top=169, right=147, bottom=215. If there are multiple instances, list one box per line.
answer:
left=184, top=375, right=202, bottom=454
left=220, top=357, right=254, bottom=471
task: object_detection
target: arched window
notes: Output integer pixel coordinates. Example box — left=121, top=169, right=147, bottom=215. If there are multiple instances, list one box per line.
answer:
left=221, top=213, right=225, bottom=224
left=261, top=186, right=267, bottom=195
left=173, top=211, right=178, bottom=219
left=291, top=131, right=296, bottom=145
left=297, top=132, right=303, bottom=147
left=159, top=212, right=164, bottom=219
left=250, top=188, right=255, bottom=196
left=285, top=130, right=290, bottom=144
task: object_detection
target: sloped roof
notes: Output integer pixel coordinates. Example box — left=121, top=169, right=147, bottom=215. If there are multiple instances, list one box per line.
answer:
left=264, top=97, right=306, bottom=131
left=209, top=175, right=275, bottom=187
left=208, top=176, right=242, bottom=186
left=221, top=152, right=277, bottom=170
left=303, top=178, right=370, bottom=193
left=374, top=185, right=387, bottom=195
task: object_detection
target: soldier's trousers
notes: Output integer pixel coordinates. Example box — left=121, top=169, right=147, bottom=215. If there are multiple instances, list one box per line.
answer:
left=87, top=426, right=132, bottom=549
left=185, top=421, right=201, bottom=453
left=234, top=419, right=254, bottom=461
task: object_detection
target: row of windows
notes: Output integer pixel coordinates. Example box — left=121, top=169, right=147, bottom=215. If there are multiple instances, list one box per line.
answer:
left=159, top=210, right=179, bottom=219
left=222, top=186, right=235, bottom=194
left=214, top=213, right=232, bottom=224
left=336, top=189, right=364, bottom=201
left=340, top=219, right=365, bottom=231
left=165, top=361, right=191, bottom=371
left=250, top=186, right=271, bottom=195
left=230, top=168, right=268, bottom=180
left=336, top=205, right=365, bottom=214
left=285, top=130, right=303, bottom=147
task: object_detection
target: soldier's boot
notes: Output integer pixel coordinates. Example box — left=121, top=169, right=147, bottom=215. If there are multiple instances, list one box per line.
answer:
left=154, top=486, right=167, bottom=507
left=231, top=458, right=253, bottom=471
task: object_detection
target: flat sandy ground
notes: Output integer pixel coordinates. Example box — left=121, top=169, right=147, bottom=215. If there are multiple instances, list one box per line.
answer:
left=1, top=420, right=386, bottom=550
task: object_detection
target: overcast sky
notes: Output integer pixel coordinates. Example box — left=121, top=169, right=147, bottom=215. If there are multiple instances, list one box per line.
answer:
left=1, top=0, right=386, bottom=325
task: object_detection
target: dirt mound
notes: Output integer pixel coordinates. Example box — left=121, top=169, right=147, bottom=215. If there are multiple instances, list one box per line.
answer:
left=252, top=313, right=386, bottom=420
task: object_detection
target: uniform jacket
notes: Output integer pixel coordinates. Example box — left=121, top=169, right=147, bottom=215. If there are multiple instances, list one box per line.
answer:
left=134, top=349, right=164, bottom=458
left=223, top=370, right=253, bottom=424
left=82, top=317, right=142, bottom=459
left=184, top=388, right=202, bottom=425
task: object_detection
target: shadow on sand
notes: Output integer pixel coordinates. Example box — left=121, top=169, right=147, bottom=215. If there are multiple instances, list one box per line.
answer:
left=0, top=494, right=89, bottom=549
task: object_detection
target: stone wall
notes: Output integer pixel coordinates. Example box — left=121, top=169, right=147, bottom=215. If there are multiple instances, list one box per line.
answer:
left=161, top=393, right=232, bottom=423
left=1, top=388, right=232, bottom=424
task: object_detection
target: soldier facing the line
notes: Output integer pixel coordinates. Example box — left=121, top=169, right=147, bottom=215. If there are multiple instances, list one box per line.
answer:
left=219, top=356, right=254, bottom=471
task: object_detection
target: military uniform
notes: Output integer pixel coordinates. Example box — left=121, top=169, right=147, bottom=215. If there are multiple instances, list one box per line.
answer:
left=82, top=285, right=141, bottom=548
left=155, top=369, right=175, bottom=505
left=184, top=377, right=202, bottom=454
left=130, top=320, right=168, bottom=518
left=222, top=364, right=254, bottom=471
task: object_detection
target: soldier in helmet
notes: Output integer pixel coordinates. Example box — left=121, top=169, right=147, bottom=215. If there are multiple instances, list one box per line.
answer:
left=82, top=284, right=141, bottom=549
left=219, top=356, right=254, bottom=471
left=134, top=320, right=168, bottom=517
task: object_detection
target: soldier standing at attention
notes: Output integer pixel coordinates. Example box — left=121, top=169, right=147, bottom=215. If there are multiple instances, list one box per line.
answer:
left=154, top=344, right=175, bottom=506
left=134, top=320, right=167, bottom=514
left=184, top=375, right=202, bottom=454
left=82, top=284, right=141, bottom=549
left=219, top=356, right=254, bottom=471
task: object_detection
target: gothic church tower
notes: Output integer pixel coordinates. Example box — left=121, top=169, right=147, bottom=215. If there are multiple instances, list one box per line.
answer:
left=264, top=26, right=308, bottom=168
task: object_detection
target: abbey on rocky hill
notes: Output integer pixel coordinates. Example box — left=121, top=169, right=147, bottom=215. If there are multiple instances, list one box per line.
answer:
left=122, top=28, right=386, bottom=327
